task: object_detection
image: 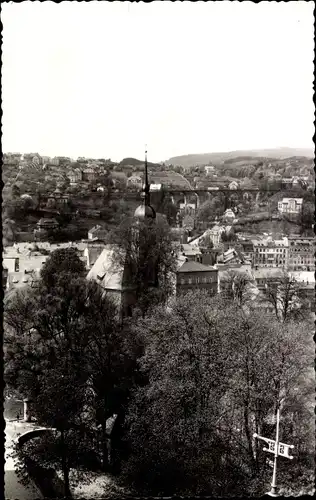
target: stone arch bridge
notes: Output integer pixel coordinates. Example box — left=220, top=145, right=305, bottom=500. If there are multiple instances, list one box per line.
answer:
left=166, top=188, right=287, bottom=211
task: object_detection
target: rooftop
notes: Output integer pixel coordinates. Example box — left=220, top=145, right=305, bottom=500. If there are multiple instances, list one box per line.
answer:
left=280, top=198, right=303, bottom=203
left=178, top=260, right=216, bottom=273
left=87, top=245, right=132, bottom=291
left=253, top=268, right=285, bottom=279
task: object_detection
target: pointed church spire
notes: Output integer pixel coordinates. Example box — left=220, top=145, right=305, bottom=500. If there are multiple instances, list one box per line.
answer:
left=144, top=146, right=150, bottom=206
left=134, top=145, right=156, bottom=220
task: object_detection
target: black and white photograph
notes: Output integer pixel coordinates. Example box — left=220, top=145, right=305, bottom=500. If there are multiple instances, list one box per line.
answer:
left=2, top=1, right=315, bottom=498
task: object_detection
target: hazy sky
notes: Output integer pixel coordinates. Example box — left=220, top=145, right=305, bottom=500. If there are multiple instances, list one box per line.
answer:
left=2, top=1, right=314, bottom=162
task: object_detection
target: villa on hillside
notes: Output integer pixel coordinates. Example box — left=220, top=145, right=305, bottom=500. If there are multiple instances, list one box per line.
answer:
left=278, top=198, right=303, bottom=214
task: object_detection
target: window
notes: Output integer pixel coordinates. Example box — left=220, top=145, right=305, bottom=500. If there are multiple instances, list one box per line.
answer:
left=181, top=278, right=185, bottom=285
left=196, top=277, right=200, bottom=284
left=188, top=277, right=192, bottom=284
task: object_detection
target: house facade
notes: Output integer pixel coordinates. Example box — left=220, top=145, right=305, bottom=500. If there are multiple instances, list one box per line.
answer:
left=287, top=236, right=315, bottom=271
left=176, top=260, right=218, bottom=295
left=82, top=167, right=96, bottom=182
left=88, top=225, right=107, bottom=241
left=68, top=169, right=82, bottom=184
left=205, top=165, right=215, bottom=175
left=252, top=237, right=288, bottom=269
left=278, top=198, right=303, bottom=214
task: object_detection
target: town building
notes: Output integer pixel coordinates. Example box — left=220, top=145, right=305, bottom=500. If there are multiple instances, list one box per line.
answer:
left=287, top=235, right=315, bottom=271
left=205, top=165, right=215, bottom=175
left=253, top=268, right=284, bottom=290
left=86, top=246, right=137, bottom=317
left=252, top=236, right=288, bottom=269
left=229, top=180, right=239, bottom=190
left=278, top=198, right=303, bottom=214
left=83, top=240, right=106, bottom=270
left=82, top=167, right=96, bottom=182
left=67, top=168, right=82, bottom=184
left=188, top=225, right=228, bottom=250
left=222, top=208, right=236, bottom=222
left=180, top=244, right=202, bottom=262
left=34, top=218, right=59, bottom=240
left=88, top=225, right=107, bottom=241
left=176, top=260, right=218, bottom=296
left=49, top=157, right=60, bottom=166
left=238, top=240, right=254, bottom=262
left=217, top=248, right=244, bottom=266
left=127, top=175, right=142, bottom=188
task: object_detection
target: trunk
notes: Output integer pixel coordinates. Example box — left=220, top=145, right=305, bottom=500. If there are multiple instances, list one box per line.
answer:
left=60, top=429, right=72, bottom=498
left=243, top=405, right=256, bottom=474
left=101, top=421, right=109, bottom=471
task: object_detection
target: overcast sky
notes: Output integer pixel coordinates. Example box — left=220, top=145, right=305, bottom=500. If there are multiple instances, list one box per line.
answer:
left=2, top=1, right=314, bottom=162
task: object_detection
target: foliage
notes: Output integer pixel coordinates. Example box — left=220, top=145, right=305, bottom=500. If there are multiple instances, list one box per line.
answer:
left=4, top=248, right=138, bottom=490
left=299, top=201, right=314, bottom=231
left=121, top=291, right=314, bottom=496
left=39, top=247, right=86, bottom=287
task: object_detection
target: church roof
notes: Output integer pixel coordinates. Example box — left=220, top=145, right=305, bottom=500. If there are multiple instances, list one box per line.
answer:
left=87, top=245, right=131, bottom=291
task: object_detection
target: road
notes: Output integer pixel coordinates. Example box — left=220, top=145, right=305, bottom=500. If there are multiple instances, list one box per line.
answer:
left=5, top=419, right=43, bottom=499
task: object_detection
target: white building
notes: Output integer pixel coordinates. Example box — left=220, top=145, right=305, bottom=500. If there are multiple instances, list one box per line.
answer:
left=278, top=198, right=303, bottom=214
left=223, top=209, right=236, bottom=222
left=205, top=165, right=215, bottom=175
left=252, top=236, right=289, bottom=268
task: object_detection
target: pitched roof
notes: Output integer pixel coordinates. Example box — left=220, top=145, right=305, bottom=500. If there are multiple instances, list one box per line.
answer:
left=87, top=245, right=131, bottom=291
left=178, top=260, right=216, bottom=273
left=280, top=198, right=303, bottom=203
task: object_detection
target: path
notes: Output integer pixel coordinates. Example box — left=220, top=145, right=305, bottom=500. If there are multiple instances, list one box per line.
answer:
left=5, top=419, right=43, bottom=499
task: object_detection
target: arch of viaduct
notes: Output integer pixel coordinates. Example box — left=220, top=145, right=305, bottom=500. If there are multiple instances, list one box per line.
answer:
left=165, top=188, right=294, bottom=211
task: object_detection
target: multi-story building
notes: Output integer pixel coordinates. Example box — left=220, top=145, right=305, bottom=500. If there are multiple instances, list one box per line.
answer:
left=287, top=236, right=315, bottom=271
left=176, top=260, right=218, bottom=296
left=82, top=167, right=96, bottom=182
left=278, top=198, right=303, bottom=214
left=239, top=240, right=254, bottom=262
left=180, top=244, right=202, bottom=263
left=67, top=168, right=82, bottom=184
left=252, top=237, right=288, bottom=269
left=205, top=165, right=215, bottom=175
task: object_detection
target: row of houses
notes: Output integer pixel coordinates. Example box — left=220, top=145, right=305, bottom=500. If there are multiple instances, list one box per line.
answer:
left=3, top=230, right=314, bottom=320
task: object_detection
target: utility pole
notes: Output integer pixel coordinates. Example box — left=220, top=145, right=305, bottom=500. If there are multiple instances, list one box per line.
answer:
left=253, top=403, right=294, bottom=497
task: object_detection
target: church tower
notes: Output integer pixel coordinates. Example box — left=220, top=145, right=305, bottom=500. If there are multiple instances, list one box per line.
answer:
left=134, top=148, right=156, bottom=220
left=132, top=148, right=158, bottom=290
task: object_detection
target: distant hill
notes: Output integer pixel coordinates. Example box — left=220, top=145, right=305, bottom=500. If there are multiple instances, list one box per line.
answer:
left=166, top=148, right=314, bottom=167
left=120, top=157, right=161, bottom=169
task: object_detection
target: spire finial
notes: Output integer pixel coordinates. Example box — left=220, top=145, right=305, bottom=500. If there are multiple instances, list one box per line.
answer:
left=144, top=144, right=150, bottom=204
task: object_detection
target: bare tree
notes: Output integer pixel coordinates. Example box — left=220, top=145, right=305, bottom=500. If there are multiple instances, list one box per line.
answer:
left=263, top=272, right=309, bottom=323
left=220, top=270, right=255, bottom=307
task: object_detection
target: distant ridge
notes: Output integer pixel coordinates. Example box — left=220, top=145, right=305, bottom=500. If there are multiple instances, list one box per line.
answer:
left=166, top=147, right=314, bottom=167
left=120, top=157, right=161, bottom=169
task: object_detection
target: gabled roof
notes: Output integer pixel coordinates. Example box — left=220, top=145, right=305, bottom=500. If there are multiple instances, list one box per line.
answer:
left=87, top=245, right=131, bottom=291
left=178, top=260, right=216, bottom=273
